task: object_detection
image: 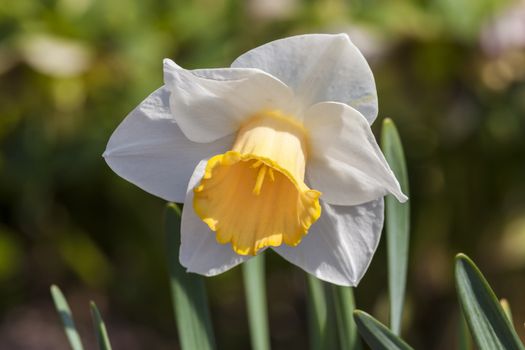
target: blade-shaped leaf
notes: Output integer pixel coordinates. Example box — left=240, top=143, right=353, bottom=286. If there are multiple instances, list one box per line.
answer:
left=50, top=285, right=85, bottom=350
left=242, top=253, right=270, bottom=350
left=332, top=286, right=361, bottom=350
left=307, top=275, right=337, bottom=350
left=500, top=299, right=513, bottom=324
left=90, top=302, right=112, bottom=350
left=455, top=253, right=524, bottom=350
left=354, top=310, right=414, bottom=350
left=165, top=203, right=216, bottom=350
left=381, top=118, right=410, bottom=335
left=458, top=311, right=472, bottom=350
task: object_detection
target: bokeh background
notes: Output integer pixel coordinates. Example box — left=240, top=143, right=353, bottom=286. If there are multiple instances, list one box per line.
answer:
left=1, top=0, right=525, bottom=348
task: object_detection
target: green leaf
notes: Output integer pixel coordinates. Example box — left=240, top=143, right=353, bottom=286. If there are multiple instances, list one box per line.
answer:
left=90, top=302, right=112, bottom=350
left=353, top=310, right=414, bottom=350
left=455, top=253, right=524, bottom=350
left=50, top=285, right=85, bottom=350
left=381, top=118, right=410, bottom=335
left=332, top=286, right=361, bottom=350
left=165, top=203, right=216, bottom=350
left=500, top=299, right=513, bottom=324
left=307, top=275, right=337, bottom=350
left=242, top=253, right=270, bottom=350
left=458, top=311, right=472, bottom=350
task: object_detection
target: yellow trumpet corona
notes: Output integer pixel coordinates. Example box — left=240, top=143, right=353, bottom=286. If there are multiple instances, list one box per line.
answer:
left=193, top=111, right=321, bottom=255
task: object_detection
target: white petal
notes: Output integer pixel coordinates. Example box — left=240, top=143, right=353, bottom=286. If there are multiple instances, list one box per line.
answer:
left=180, top=160, right=251, bottom=275
left=274, top=198, right=384, bottom=286
left=163, top=59, right=294, bottom=143
left=305, top=102, right=407, bottom=206
left=103, top=86, right=234, bottom=203
left=231, top=33, right=378, bottom=123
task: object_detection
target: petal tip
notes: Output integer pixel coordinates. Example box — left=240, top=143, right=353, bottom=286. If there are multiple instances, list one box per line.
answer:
left=163, top=58, right=175, bottom=67
left=336, top=32, right=351, bottom=41
left=309, top=271, right=358, bottom=287
left=396, top=192, right=409, bottom=203
left=163, top=58, right=183, bottom=77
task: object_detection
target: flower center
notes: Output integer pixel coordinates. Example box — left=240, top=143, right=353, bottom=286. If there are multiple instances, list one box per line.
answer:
left=193, top=110, right=322, bottom=256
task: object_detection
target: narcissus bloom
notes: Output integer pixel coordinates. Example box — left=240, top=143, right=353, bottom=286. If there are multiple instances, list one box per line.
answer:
left=104, top=34, right=407, bottom=286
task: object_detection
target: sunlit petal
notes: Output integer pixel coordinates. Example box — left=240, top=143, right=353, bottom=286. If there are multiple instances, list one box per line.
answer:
left=163, top=59, right=295, bottom=143
left=231, top=33, right=378, bottom=123
left=305, top=101, right=407, bottom=206
left=104, top=87, right=233, bottom=202
left=274, top=198, right=384, bottom=286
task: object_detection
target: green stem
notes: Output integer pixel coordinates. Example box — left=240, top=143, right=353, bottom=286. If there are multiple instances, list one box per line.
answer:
left=307, top=275, right=337, bottom=350
left=243, top=253, right=271, bottom=350
left=165, top=203, right=216, bottom=350
left=332, top=285, right=361, bottom=350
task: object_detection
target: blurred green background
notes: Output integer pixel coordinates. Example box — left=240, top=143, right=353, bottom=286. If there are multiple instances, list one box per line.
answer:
left=1, top=0, right=525, bottom=348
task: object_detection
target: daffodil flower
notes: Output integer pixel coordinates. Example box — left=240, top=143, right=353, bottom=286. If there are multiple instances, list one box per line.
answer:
left=104, top=34, right=407, bottom=286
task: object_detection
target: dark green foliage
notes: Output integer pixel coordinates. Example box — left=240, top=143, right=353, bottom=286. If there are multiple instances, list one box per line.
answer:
left=455, top=254, right=524, bottom=350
